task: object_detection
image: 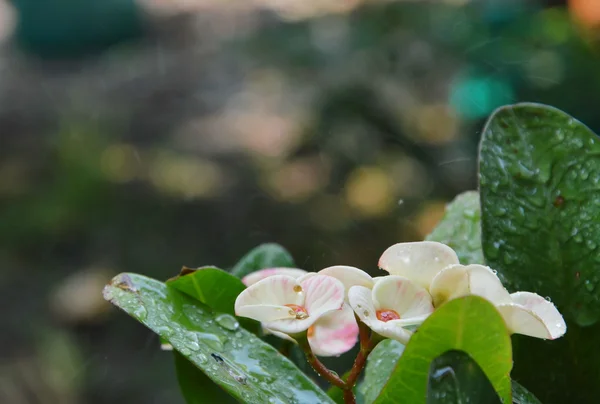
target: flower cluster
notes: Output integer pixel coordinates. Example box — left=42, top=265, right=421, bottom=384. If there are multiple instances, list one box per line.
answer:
left=235, top=241, right=566, bottom=356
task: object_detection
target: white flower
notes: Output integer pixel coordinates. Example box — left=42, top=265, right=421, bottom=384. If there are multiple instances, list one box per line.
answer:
left=316, top=265, right=375, bottom=298
left=235, top=274, right=345, bottom=336
left=242, top=267, right=307, bottom=287
left=378, top=241, right=460, bottom=289
left=348, top=275, right=434, bottom=344
left=305, top=304, right=359, bottom=356
left=429, top=264, right=566, bottom=340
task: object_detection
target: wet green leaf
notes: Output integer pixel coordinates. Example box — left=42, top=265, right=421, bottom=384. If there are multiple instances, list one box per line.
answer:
left=479, top=103, right=600, bottom=403
left=479, top=103, right=600, bottom=326
left=426, top=191, right=484, bottom=265
left=174, top=351, right=236, bottom=404
left=103, top=273, right=334, bottom=404
left=373, top=296, right=512, bottom=404
left=166, top=266, right=259, bottom=333
left=511, top=380, right=541, bottom=404
left=231, top=243, right=296, bottom=279
left=357, top=339, right=405, bottom=404
left=427, top=350, right=501, bottom=404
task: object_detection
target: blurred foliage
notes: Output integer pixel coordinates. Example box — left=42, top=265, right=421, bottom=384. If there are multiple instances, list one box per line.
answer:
left=1, top=0, right=600, bottom=402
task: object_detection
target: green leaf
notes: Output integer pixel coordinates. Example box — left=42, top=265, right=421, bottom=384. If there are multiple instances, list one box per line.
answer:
left=427, top=350, right=502, bottom=404
left=174, top=351, right=236, bottom=404
left=231, top=243, right=296, bottom=279
left=511, top=380, right=541, bottom=404
left=167, top=266, right=245, bottom=316
left=357, top=339, right=405, bottom=404
left=479, top=103, right=600, bottom=403
left=359, top=341, right=540, bottom=404
left=373, top=296, right=512, bottom=404
left=479, top=103, right=600, bottom=326
left=426, top=191, right=484, bottom=265
left=103, top=273, right=334, bottom=404
left=166, top=266, right=259, bottom=333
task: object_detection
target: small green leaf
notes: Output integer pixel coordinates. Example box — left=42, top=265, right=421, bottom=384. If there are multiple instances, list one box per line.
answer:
left=103, top=273, right=334, bottom=404
left=231, top=243, right=296, bottom=279
left=511, top=380, right=541, bottom=404
left=166, top=266, right=259, bottom=333
left=479, top=103, right=600, bottom=326
left=373, top=296, right=512, bottom=404
left=174, top=351, right=236, bottom=404
left=426, top=191, right=484, bottom=265
left=427, top=350, right=501, bottom=404
left=357, top=339, right=405, bottom=404
left=167, top=266, right=245, bottom=316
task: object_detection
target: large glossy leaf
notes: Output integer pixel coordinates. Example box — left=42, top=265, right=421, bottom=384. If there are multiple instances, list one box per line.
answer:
left=373, top=296, right=512, bottom=404
left=479, top=103, right=600, bottom=403
left=357, top=340, right=405, bottom=404
left=427, top=350, right=501, bottom=404
left=479, top=103, right=600, bottom=326
left=166, top=266, right=259, bottom=333
left=426, top=191, right=484, bottom=265
left=230, top=243, right=296, bottom=279
left=103, top=273, right=334, bottom=404
left=174, top=351, right=236, bottom=404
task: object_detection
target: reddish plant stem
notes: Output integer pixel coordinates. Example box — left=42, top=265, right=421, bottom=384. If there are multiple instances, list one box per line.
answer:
left=299, top=339, right=346, bottom=389
left=343, top=390, right=357, bottom=404
left=345, top=318, right=376, bottom=389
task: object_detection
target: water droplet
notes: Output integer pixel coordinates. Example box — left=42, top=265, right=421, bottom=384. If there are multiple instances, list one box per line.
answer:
left=198, top=333, right=224, bottom=351
left=492, top=269, right=498, bottom=275
left=180, top=347, right=191, bottom=356
left=235, top=332, right=243, bottom=338
left=585, top=280, right=595, bottom=292
left=545, top=296, right=552, bottom=302
left=215, top=314, right=240, bottom=331
left=197, top=353, right=208, bottom=364
left=133, top=305, right=148, bottom=321
left=586, top=240, right=597, bottom=250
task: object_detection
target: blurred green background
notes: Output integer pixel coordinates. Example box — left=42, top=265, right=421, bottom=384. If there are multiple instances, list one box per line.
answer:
left=1, top=0, right=600, bottom=403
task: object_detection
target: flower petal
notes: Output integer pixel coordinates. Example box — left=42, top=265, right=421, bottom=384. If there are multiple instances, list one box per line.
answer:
left=429, top=264, right=469, bottom=307
left=467, top=265, right=511, bottom=305
left=236, top=304, right=296, bottom=323
left=265, top=327, right=297, bottom=343
left=378, top=241, right=459, bottom=289
left=499, top=292, right=566, bottom=340
left=242, top=268, right=308, bottom=287
left=375, top=320, right=414, bottom=344
left=318, top=266, right=374, bottom=298
left=372, top=275, right=434, bottom=319
left=234, top=275, right=303, bottom=323
left=429, top=264, right=511, bottom=307
left=302, top=275, right=345, bottom=319
left=309, top=304, right=359, bottom=356
left=349, top=285, right=413, bottom=343
left=348, top=286, right=378, bottom=329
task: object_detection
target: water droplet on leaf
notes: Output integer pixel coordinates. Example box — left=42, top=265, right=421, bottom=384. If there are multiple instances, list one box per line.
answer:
left=216, top=314, right=240, bottom=331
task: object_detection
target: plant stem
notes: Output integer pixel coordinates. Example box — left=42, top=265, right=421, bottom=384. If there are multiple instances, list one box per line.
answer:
left=345, top=317, right=377, bottom=390
left=343, top=390, right=356, bottom=404
left=298, top=338, right=346, bottom=389
left=279, top=340, right=293, bottom=357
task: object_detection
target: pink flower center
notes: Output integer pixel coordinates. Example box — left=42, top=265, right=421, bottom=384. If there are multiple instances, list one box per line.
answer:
left=376, top=309, right=401, bottom=322
left=286, top=304, right=309, bottom=319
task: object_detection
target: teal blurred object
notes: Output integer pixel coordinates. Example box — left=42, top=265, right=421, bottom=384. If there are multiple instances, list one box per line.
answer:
left=449, top=71, right=514, bottom=120
left=13, top=0, right=144, bottom=58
